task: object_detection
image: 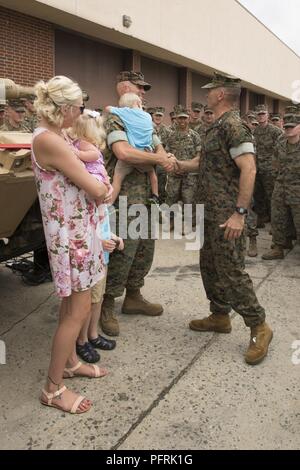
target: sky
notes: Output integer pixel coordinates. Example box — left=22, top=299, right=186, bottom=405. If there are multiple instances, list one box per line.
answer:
left=239, top=0, right=300, bottom=56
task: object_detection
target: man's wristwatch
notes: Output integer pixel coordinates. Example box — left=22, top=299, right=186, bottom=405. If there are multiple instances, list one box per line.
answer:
left=235, top=207, right=248, bottom=215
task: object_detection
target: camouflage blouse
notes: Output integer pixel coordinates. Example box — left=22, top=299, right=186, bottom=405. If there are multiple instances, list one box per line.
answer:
left=165, top=128, right=201, bottom=161
left=273, top=138, right=300, bottom=204
left=199, top=110, right=255, bottom=222
left=254, top=123, right=283, bottom=172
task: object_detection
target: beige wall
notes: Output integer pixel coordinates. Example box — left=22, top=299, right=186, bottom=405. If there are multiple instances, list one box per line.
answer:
left=2, top=0, right=299, bottom=101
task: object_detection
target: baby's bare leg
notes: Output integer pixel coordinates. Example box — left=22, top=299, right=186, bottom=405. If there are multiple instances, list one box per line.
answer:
left=149, top=168, right=159, bottom=197
left=111, top=160, right=133, bottom=203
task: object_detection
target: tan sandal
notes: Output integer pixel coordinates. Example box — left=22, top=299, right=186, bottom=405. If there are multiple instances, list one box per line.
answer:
left=40, top=385, right=91, bottom=414
left=63, top=361, right=108, bottom=379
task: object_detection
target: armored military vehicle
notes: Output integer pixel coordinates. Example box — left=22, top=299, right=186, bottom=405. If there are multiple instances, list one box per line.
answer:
left=0, top=79, right=45, bottom=263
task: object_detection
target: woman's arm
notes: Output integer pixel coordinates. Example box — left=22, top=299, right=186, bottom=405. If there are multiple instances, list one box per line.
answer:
left=33, top=132, right=108, bottom=200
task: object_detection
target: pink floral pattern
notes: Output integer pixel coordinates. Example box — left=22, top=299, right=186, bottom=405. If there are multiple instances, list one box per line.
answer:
left=31, top=128, right=105, bottom=297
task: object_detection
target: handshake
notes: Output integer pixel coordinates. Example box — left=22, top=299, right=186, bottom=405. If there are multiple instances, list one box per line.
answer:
left=158, top=152, right=185, bottom=175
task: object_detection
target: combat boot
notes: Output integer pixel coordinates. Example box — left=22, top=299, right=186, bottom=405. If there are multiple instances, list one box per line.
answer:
left=122, top=289, right=163, bottom=316
left=245, top=322, right=273, bottom=365
left=189, top=313, right=232, bottom=333
left=100, top=294, right=119, bottom=336
left=261, top=245, right=284, bottom=260
left=247, top=237, right=258, bottom=257
left=271, top=239, right=293, bottom=250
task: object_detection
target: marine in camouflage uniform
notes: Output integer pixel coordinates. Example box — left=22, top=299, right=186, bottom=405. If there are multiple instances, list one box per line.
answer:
left=253, top=104, right=283, bottom=222
left=20, top=95, right=38, bottom=132
left=262, top=112, right=300, bottom=260
left=167, top=111, right=177, bottom=132
left=101, top=71, right=172, bottom=337
left=179, top=73, right=272, bottom=365
left=243, top=113, right=259, bottom=256
left=0, top=99, right=30, bottom=132
left=198, top=105, right=215, bottom=142
left=152, top=106, right=170, bottom=203
left=270, top=112, right=283, bottom=130
left=165, top=106, right=201, bottom=228
left=0, top=103, right=5, bottom=127
left=189, top=101, right=205, bottom=136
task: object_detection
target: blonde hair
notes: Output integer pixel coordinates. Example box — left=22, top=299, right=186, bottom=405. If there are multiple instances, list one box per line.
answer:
left=119, top=92, right=142, bottom=108
left=34, top=75, right=82, bottom=127
left=68, top=109, right=106, bottom=150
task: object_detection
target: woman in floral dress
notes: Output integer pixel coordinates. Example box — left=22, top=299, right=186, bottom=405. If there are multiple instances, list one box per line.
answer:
left=32, top=76, right=109, bottom=414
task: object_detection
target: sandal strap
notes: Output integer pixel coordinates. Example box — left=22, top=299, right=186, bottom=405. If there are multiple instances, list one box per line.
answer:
left=64, top=362, right=82, bottom=377
left=42, top=385, right=67, bottom=405
left=92, top=364, right=100, bottom=378
left=67, top=362, right=83, bottom=373
left=71, top=395, right=85, bottom=414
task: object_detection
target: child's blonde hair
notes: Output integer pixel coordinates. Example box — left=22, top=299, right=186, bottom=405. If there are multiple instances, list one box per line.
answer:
left=119, top=93, right=142, bottom=109
left=68, top=109, right=106, bottom=150
left=34, top=75, right=82, bottom=127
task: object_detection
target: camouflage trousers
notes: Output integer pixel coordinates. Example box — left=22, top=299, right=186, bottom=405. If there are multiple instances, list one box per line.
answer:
left=254, top=170, right=275, bottom=221
left=157, top=169, right=167, bottom=204
left=105, top=212, right=155, bottom=298
left=166, top=174, right=199, bottom=225
left=200, top=219, right=265, bottom=327
left=271, top=188, right=300, bottom=246
left=246, top=200, right=258, bottom=238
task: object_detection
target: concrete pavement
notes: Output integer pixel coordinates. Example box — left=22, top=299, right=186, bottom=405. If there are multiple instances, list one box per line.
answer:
left=0, top=227, right=299, bottom=450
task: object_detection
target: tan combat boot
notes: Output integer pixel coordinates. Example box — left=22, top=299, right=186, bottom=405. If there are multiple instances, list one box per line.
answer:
left=261, top=245, right=284, bottom=260
left=122, top=289, right=163, bottom=316
left=247, top=237, right=258, bottom=257
left=245, top=322, right=273, bottom=365
left=100, top=295, right=119, bottom=336
left=189, top=313, right=232, bottom=333
left=271, top=239, right=293, bottom=250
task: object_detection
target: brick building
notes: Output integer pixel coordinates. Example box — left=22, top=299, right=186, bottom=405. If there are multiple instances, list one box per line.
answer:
left=1, top=0, right=299, bottom=116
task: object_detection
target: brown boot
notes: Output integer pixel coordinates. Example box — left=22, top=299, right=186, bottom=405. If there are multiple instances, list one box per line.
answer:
left=245, top=322, right=273, bottom=365
left=122, top=289, right=163, bottom=316
left=271, top=239, right=293, bottom=249
left=261, top=245, right=284, bottom=260
left=100, top=295, right=119, bottom=336
left=247, top=237, right=258, bottom=257
left=189, top=313, right=232, bottom=333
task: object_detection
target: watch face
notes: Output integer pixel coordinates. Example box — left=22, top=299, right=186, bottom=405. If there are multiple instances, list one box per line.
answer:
left=236, top=207, right=247, bottom=214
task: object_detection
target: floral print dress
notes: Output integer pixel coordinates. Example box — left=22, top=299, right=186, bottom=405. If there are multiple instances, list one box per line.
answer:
left=31, top=127, right=105, bottom=297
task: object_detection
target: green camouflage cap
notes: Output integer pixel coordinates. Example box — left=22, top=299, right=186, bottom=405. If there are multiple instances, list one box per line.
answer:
left=153, top=106, right=165, bottom=115
left=20, top=94, right=36, bottom=103
left=191, top=101, right=203, bottom=111
left=246, top=110, right=256, bottom=119
left=204, top=105, right=213, bottom=113
left=146, top=107, right=155, bottom=115
left=284, top=105, right=298, bottom=114
left=270, top=113, right=281, bottom=121
left=249, top=117, right=259, bottom=125
left=116, top=71, right=151, bottom=91
left=7, top=99, right=26, bottom=112
left=202, top=72, right=241, bottom=89
left=255, top=104, right=268, bottom=114
left=283, top=113, right=300, bottom=128
left=175, top=105, right=189, bottom=118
